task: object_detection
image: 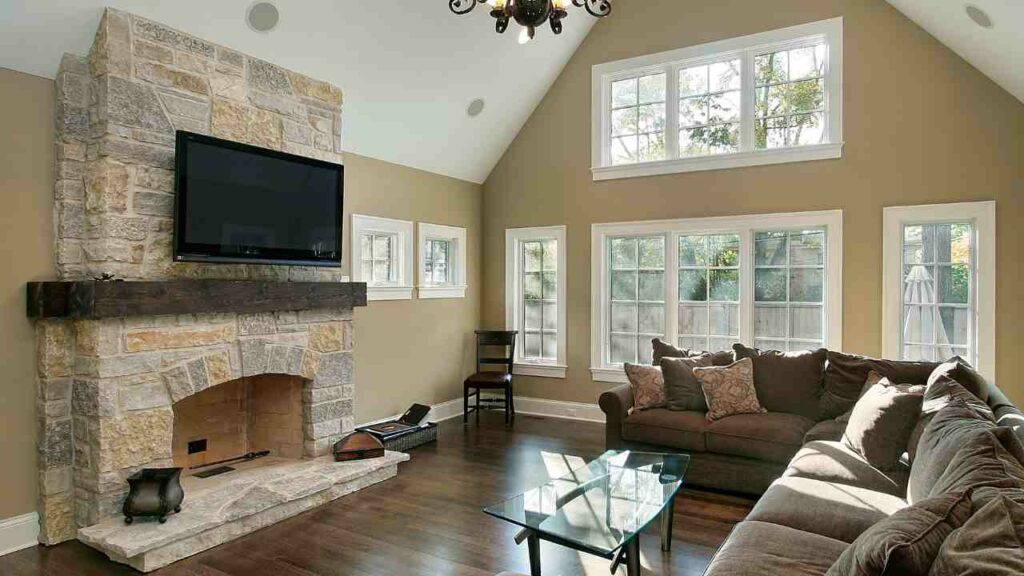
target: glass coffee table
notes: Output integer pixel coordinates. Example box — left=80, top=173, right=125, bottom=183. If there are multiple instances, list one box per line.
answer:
left=484, top=450, right=689, bottom=576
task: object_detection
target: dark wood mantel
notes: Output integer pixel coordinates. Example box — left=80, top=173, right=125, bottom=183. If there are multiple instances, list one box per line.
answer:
left=26, top=280, right=367, bottom=319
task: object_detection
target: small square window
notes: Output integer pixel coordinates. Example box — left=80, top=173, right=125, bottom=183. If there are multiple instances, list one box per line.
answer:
left=419, top=223, right=467, bottom=299
left=351, top=214, right=414, bottom=301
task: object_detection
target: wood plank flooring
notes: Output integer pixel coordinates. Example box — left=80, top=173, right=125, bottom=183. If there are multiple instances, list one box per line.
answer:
left=0, top=413, right=754, bottom=576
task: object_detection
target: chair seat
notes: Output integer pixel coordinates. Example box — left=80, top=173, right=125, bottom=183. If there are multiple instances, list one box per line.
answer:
left=465, top=372, right=512, bottom=387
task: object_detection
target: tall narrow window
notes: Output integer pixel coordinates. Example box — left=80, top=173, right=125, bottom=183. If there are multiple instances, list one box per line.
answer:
left=351, top=214, right=414, bottom=301
left=609, top=236, right=666, bottom=364
left=610, top=73, right=667, bottom=165
left=754, top=229, right=826, bottom=351
left=678, top=234, right=740, bottom=351
left=424, top=239, right=451, bottom=285
left=754, top=43, right=827, bottom=149
left=418, top=223, right=467, bottom=299
left=506, top=226, right=567, bottom=378
left=900, top=223, right=973, bottom=363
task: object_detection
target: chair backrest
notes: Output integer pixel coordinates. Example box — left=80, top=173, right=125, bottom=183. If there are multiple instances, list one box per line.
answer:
left=475, top=330, right=517, bottom=374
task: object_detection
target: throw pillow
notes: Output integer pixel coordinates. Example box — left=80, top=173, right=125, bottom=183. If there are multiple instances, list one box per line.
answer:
left=692, top=357, right=765, bottom=422
left=836, top=370, right=886, bottom=424
left=651, top=338, right=691, bottom=365
left=928, top=493, right=1024, bottom=575
left=820, top=350, right=938, bottom=420
left=927, top=426, right=1024, bottom=499
left=842, top=377, right=925, bottom=471
left=825, top=491, right=972, bottom=576
left=928, top=356, right=989, bottom=402
left=660, top=355, right=713, bottom=412
left=908, top=375, right=995, bottom=463
left=732, top=344, right=827, bottom=420
left=624, top=363, right=665, bottom=410
left=908, top=400, right=997, bottom=504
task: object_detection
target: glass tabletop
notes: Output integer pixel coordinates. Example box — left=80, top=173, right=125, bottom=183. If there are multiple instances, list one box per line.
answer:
left=483, top=450, right=689, bottom=557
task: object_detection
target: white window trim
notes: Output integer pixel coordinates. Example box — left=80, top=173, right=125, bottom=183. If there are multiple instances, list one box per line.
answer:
left=506, top=226, right=568, bottom=379
left=590, top=210, right=843, bottom=383
left=882, top=201, right=995, bottom=380
left=351, top=214, right=415, bottom=301
left=418, top=222, right=467, bottom=299
left=591, top=17, right=843, bottom=181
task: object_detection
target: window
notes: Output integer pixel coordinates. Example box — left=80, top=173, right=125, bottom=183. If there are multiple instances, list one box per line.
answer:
left=351, top=214, right=414, bottom=301
left=592, top=18, right=842, bottom=180
left=591, top=211, right=842, bottom=383
left=418, top=223, right=467, bottom=299
left=506, top=226, right=567, bottom=378
left=882, top=202, right=995, bottom=379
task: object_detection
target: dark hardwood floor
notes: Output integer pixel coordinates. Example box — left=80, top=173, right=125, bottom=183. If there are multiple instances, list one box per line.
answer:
left=0, top=413, right=754, bottom=576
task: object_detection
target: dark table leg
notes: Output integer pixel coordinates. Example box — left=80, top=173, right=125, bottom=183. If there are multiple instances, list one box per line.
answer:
left=660, top=495, right=675, bottom=552
left=625, top=535, right=641, bottom=576
left=527, top=530, right=541, bottom=576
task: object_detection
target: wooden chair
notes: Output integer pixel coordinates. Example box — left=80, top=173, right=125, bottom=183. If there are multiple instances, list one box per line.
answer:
left=464, top=330, right=518, bottom=425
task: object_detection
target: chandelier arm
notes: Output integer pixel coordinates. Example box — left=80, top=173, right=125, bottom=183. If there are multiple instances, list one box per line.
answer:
left=574, top=0, right=612, bottom=18
left=449, top=0, right=481, bottom=16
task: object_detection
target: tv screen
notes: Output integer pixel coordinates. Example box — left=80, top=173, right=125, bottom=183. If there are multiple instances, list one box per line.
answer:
left=173, top=131, right=343, bottom=267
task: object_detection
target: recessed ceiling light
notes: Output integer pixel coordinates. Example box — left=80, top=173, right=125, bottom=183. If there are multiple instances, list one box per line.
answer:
left=247, top=1, right=280, bottom=33
left=965, top=5, right=993, bottom=29
left=467, top=99, right=486, bottom=118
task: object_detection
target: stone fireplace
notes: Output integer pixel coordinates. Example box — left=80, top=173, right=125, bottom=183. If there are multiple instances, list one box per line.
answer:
left=30, top=8, right=407, bottom=572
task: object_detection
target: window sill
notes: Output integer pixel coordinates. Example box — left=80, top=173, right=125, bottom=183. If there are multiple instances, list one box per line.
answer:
left=590, top=366, right=629, bottom=384
left=592, top=142, right=844, bottom=181
left=418, top=285, right=467, bottom=299
left=367, top=285, right=414, bottom=301
left=513, top=363, right=567, bottom=379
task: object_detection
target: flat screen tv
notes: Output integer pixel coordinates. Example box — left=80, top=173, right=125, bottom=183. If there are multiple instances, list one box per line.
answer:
left=173, top=131, right=343, bottom=267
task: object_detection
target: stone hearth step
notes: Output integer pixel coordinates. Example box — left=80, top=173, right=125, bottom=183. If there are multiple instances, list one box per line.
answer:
left=78, top=451, right=409, bottom=572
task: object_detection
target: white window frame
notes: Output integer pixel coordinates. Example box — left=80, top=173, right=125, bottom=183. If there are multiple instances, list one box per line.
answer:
left=506, top=226, right=568, bottom=379
left=591, top=18, right=843, bottom=181
left=882, top=201, right=995, bottom=380
left=590, top=210, right=843, bottom=383
left=351, top=214, right=414, bottom=301
left=418, top=222, right=467, bottom=299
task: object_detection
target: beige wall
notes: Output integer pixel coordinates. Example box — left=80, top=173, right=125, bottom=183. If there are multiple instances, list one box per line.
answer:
left=0, top=68, right=55, bottom=519
left=0, top=68, right=481, bottom=520
left=482, top=0, right=1024, bottom=407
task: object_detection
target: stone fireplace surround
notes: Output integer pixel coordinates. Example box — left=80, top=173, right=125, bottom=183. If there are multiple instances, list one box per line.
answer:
left=31, top=7, right=408, bottom=571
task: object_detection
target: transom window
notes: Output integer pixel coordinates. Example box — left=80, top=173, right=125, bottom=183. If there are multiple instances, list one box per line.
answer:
left=591, top=211, right=842, bottom=383
left=506, top=226, right=567, bottom=378
left=592, top=18, right=843, bottom=180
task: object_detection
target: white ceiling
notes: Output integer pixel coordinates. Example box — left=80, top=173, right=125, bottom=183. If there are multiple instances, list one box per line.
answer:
left=0, top=1, right=597, bottom=183
left=887, top=0, right=1024, bottom=103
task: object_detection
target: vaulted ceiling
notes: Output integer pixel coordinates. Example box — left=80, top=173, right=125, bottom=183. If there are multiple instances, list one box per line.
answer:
left=0, top=1, right=596, bottom=184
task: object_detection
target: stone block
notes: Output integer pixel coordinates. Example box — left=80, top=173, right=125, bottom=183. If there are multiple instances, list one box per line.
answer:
left=312, top=131, right=333, bottom=152
left=40, top=467, right=73, bottom=497
left=39, top=493, right=76, bottom=545
left=303, top=385, right=342, bottom=404
left=341, top=321, right=354, bottom=351
left=134, top=166, right=173, bottom=192
left=134, top=61, right=209, bottom=96
left=58, top=201, right=86, bottom=239
left=37, top=321, right=74, bottom=378
left=288, top=71, right=342, bottom=106
left=300, top=349, right=321, bottom=380
left=237, top=313, right=277, bottom=336
left=55, top=179, right=85, bottom=202
left=56, top=101, right=89, bottom=140
left=157, top=90, right=209, bottom=121
left=72, top=378, right=118, bottom=417
left=119, top=377, right=171, bottom=411
left=40, top=419, right=74, bottom=470
left=75, top=353, right=161, bottom=379
left=176, top=52, right=214, bottom=75
left=101, top=215, right=149, bottom=241
left=216, top=47, right=244, bottom=68
left=57, top=70, right=89, bottom=108
left=312, top=352, right=351, bottom=388
left=169, top=115, right=209, bottom=135
left=75, top=319, right=122, bottom=357
left=309, top=399, right=349, bottom=424
left=132, top=15, right=216, bottom=58
left=282, top=118, right=311, bottom=145
left=210, top=70, right=248, bottom=102
left=267, top=345, right=303, bottom=376
left=133, top=39, right=174, bottom=64
left=247, top=59, right=293, bottom=95
left=162, top=365, right=193, bottom=403
left=186, top=357, right=209, bottom=392
left=85, top=160, right=130, bottom=215
left=134, top=190, right=173, bottom=217
left=106, top=77, right=172, bottom=133
left=91, top=9, right=131, bottom=77
left=83, top=239, right=146, bottom=264
left=304, top=418, right=340, bottom=441
left=95, top=408, right=174, bottom=472
left=40, top=378, right=73, bottom=402
left=40, top=398, right=71, bottom=419
left=56, top=141, right=87, bottom=162
left=250, top=91, right=303, bottom=118
left=99, top=136, right=174, bottom=169
left=309, top=322, right=344, bottom=352
left=204, top=351, right=233, bottom=386
left=211, top=98, right=282, bottom=150
left=131, top=129, right=175, bottom=147
left=123, top=325, right=236, bottom=352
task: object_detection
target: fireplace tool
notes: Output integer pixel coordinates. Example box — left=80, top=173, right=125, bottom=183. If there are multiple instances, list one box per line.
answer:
left=190, top=450, right=271, bottom=479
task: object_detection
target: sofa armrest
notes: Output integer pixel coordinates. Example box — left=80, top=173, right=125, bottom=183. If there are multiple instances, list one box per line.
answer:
left=599, top=385, right=634, bottom=450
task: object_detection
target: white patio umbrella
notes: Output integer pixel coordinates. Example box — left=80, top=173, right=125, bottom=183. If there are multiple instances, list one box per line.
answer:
left=903, top=265, right=952, bottom=361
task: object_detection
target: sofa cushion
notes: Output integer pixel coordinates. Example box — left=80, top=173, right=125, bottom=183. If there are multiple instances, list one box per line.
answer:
left=908, top=375, right=995, bottom=462
left=706, top=412, right=815, bottom=464
left=909, top=400, right=997, bottom=503
left=927, top=426, right=1024, bottom=498
left=623, top=363, right=665, bottom=410
left=733, top=344, right=827, bottom=420
left=694, top=358, right=766, bottom=422
left=651, top=338, right=690, bottom=364
left=820, top=351, right=938, bottom=420
left=928, top=356, right=989, bottom=402
left=929, top=492, right=1024, bottom=576
left=621, top=408, right=707, bottom=452
left=804, top=419, right=846, bottom=444
left=825, top=491, right=972, bottom=576
left=748, top=476, right=907, bottom=543
left=704, top=520, right=847, bottom=576
left=784, top=441, right=909, bottom=497
left=842, top=378, right=925, bottom=471
left=660, top=355, right=713, bottom=412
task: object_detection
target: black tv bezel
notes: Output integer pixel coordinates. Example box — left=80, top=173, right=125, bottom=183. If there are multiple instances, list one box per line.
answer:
left=173, top=131, right=344, bottom=268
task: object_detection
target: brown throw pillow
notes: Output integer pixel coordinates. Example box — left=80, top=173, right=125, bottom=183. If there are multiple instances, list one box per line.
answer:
left=826, top=491, right=972, bottom=576
left=927, top=426, right=1024, bottom=498
left=624, top=363, right=665, bottom=410
left=908, top=400, right=997, bottom=504
left=651, top=338, right=690, bottom=365
left=820, top=350, right=938, bottom=420
left=928, top=356, right=989, bottom=402
left=692, top=357, right=765, bottom=422
left=908, top=375, right=996, bottom=463
left=836, top=370, right=886, bottom=425
left=660, top=355, right=713, bottom=412
left=842, top=377, right=925, bottom=471
left=928, top=493, right=1024, bottom=575
left=732, top=344, right=827, bottom=420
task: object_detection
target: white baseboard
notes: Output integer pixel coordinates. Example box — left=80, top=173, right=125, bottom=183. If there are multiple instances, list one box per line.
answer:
left=0, top=512, right=38, bottom=557
left=512, top=396, right=605, bottom=423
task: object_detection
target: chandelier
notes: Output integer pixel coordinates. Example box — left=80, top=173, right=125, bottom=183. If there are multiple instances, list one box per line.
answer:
left=449, top=0, right=612, bottom=41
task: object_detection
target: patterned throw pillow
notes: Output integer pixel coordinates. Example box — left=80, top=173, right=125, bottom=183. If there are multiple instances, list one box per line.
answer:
left=624, top=363, right=665, bottom=411
left=692, top=357, right=766, bottom=422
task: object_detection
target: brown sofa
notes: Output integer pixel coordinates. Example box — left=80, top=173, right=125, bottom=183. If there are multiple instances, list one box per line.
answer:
left=598, top=347, right=1024, bottom=575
